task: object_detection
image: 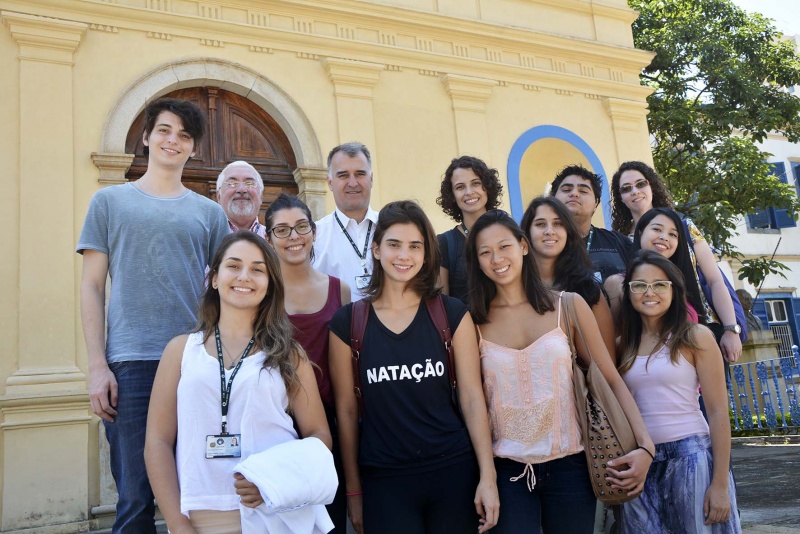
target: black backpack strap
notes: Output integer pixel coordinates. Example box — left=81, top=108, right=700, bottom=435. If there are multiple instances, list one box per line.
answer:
left=425, top=295, right=458, bottom=410
left=349, top=300, right=370, bottom=414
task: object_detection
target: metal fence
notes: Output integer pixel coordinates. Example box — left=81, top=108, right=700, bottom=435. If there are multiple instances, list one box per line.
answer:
left=770, top=324, right=796, bottom=360
left=729, top=345, right=800, bottom=431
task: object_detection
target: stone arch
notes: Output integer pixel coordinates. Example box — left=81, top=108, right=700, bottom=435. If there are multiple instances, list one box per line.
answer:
left=92, top=57, right=328, bottom=217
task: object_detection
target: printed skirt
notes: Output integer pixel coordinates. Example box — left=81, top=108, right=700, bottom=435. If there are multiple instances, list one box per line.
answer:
left=619, top=434, right=741, bottom=533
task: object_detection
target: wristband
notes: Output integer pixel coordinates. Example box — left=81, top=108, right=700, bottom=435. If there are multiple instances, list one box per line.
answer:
left=637, top=446, right=655, bottom=460
left=346, top=491, right=363, bottom=497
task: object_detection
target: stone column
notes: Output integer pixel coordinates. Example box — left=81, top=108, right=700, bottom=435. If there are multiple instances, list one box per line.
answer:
left=294, top=167, right=329, bottom=221
left=441, top=73, right=497, bottom=158
left=1, top=11, right=91, bottom=532
left=322, top=57, right=384, bottom=207
left=602, top=97, right=652, bottom=164
left=91, top=152, right=135, bottom=186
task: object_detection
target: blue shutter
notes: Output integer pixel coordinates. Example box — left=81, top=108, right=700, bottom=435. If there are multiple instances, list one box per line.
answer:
left=753, top=298, right=770, bottom=327
left=793, top=162, right=800, bottom=196
left=748, top=210, right=771, bottom=228
left=768, top=163, right=796, bottom=228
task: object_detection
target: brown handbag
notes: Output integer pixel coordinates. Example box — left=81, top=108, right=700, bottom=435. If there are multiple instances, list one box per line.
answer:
left=562, top=292, right=639, bottom=505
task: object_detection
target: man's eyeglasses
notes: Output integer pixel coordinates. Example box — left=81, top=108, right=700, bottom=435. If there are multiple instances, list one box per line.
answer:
left=269, top=221, right=313, bottom=239
left=222, top=179, right=260, bottom=191
left=628, top=281, right=672, bottom=294
left=619, top=179, right=649, bottom=196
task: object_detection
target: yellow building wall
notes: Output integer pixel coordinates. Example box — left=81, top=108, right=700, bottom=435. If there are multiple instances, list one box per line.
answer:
left=0, top=0, right=654, bottom=530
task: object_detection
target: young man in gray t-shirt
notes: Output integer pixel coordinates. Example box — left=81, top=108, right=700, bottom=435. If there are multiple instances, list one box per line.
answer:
left=77, top=98, right=229, bottom=533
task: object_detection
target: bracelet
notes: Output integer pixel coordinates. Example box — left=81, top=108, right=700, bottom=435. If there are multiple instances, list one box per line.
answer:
left=346, top=491, right=363, bottom=497
left=637, top=446, right=655, bottom=460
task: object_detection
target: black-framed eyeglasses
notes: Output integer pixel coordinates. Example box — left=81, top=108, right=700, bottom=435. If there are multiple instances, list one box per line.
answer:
left=269, top=221, right=313, bottom=239
left=628, top=280, right=672, bottom=294
left=619, top=179, right=649, bottom=195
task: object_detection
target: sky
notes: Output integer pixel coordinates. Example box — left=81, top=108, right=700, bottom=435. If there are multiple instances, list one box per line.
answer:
left=730, top=0, right=800, bottom=36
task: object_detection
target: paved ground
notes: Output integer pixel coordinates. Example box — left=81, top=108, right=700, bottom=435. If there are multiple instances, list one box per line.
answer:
left=734, top=437, right=800, bottom=533
left=98, top=436, right=800, bottom=533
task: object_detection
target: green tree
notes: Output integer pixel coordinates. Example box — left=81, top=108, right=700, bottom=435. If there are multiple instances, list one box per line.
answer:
left=629, top=0, right=800, bottom=285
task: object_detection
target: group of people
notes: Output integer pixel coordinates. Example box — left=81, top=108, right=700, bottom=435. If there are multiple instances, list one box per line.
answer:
left=78, top=97, right=744, bottom=534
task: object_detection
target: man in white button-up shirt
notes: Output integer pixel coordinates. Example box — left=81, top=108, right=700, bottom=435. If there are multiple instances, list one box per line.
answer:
left=314, top=142, right=379, bottom=301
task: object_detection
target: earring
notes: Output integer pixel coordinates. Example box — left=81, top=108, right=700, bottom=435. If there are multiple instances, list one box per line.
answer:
left=212, top=284, right=218, bottom=289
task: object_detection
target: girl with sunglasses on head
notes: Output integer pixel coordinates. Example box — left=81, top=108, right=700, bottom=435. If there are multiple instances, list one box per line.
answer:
left=145, top=231, right=333, bottom=533
left=328, top=200, right=499, bottom=534
left=466, top=210, right=654, bottom=534
left=610, top=162, right=743, bottom=363
left=521, top=196, right=616, bottom=360
left=616, top=250, right=740, bottom=533
left=435, top=156, right=504, bottom=304
left=264, top=193, right=351, bottom=532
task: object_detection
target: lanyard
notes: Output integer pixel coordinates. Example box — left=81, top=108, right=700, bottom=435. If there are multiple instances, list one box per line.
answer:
left=585, top=226, right=594, bottom=252
left=334, top=213, right=373, bottom=273
left=215, top=325, right=255, bottom=435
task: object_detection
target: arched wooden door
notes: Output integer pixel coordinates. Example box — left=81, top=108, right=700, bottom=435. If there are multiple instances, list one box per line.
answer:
left=125, top=87, right=298, bottom=222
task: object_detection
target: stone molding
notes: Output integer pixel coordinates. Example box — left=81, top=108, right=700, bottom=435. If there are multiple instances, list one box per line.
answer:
left=97, top=58, right=323, bottom=169
left=2, top=11, right=87, bottom=65
left=602, top=97, right=649, bottom=131
left=11, top=0, right=654, bottom=100
left=91, top=152, right=135, bottom=186
left=293, top=167, right=329, bottom=221
left=441, top=73, right=497, bottom=113
left=323, top=57, right=384, bottom=99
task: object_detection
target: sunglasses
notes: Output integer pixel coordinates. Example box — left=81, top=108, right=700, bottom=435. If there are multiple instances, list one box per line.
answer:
left=628, top=280, right=672, bottom=294
left=619, top=179, right=649, bottom=195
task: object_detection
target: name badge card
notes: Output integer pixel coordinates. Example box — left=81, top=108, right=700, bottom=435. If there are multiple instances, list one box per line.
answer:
left=206, top=434, right=242, bottom=459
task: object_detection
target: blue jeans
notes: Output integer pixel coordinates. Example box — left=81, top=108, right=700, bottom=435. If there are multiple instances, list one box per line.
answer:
left=104, top=360, right=159, bottom=534
left=493, top=453, right=596, bottom=533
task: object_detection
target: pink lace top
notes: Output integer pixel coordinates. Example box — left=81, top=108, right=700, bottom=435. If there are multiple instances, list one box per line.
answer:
left=479, top=293, right=583, bottom=471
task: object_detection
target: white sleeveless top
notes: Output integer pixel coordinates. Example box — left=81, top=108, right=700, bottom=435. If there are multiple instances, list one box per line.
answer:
left=176, top=332, right=298, bottom=515
left=622, top=344, right=709, bottom=445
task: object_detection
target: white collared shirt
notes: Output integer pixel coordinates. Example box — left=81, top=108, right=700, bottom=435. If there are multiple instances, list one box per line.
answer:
left=314, top=207, right=379, bottom=301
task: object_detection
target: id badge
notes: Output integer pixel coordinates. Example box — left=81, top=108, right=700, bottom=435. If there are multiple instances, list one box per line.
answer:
left=205, top=434, right=242, bottom=459
left=355, top=274, right=371, bottom=290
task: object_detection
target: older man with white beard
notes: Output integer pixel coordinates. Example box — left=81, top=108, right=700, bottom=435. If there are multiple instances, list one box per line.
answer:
left=216, top=160, right=266, bottom=238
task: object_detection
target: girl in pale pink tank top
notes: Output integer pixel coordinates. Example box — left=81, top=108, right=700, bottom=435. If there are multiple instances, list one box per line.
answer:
left=616, top=250, right=740, bottom=533
left=466, top=211, right=655, bottom=534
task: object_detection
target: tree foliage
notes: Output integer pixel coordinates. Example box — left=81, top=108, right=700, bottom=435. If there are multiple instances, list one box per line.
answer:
left=629, top=0, right=800, bottom=285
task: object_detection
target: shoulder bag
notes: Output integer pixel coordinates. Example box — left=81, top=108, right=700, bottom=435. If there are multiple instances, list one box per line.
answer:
left=562, top=292, right=638, bottom=505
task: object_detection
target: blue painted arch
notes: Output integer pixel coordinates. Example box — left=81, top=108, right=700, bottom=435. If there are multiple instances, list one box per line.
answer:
left=506, top=125, right=610, bottom=225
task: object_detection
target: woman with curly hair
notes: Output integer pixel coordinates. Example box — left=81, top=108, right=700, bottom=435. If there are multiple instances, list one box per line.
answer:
left=609, top=162, right=743, bottom=363
left=610, top=161, right=674, bottom=237
left=520, top=196, right=616, bottom=359
left=435, top=156, right=503, bottom=304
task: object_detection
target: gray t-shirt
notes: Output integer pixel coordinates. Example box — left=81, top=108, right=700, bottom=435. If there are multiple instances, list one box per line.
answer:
left=77, top=182, right=230, bottom=363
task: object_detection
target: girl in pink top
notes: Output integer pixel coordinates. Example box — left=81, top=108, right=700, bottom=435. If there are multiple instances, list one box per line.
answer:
left=466, top=210, right=654, bottom=533
left=617, top=250, right=740, bottom=533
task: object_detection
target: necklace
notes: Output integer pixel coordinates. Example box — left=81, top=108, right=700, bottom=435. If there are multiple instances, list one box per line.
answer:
left=220, top=339, right=246, bottom=370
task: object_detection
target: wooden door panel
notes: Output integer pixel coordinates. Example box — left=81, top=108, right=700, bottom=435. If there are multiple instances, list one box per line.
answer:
left=124, top=87, right=299, bottom=214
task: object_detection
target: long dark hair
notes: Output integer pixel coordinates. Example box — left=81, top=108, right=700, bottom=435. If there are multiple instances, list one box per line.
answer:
left=196, top=231, right=304, bottom=393
left=365, top=200, right=441, bottom=301
left=632, top=208, right=705, bottom=321
left=436, top=156, right=503, bottom=223
left=611, top=161, right=674, bottom=235
left=264, top=193, right=317, bottom=263
left=618, top=250, right=700, bottom=373
left=521, top=196, right=603, bottom=306
left=466, top=210, right=554, bottom=324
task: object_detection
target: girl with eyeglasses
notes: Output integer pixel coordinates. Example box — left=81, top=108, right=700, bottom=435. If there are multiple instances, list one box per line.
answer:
left=435, top=156, right=504, bottom=304
left=328, top=200, right=499, bottom=534
left=520, top=196, right=616, bottom=360
left=610, top=163, right=743, bottom=364
left=466, top=210, right=654, bottom=533
left=605, top=208, right=705, bottom=328
left=616, top=250, right=741, bottom=533
left=264, top=193, right=351, bottom=532
left=145, top=231, right=333, bottom=533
